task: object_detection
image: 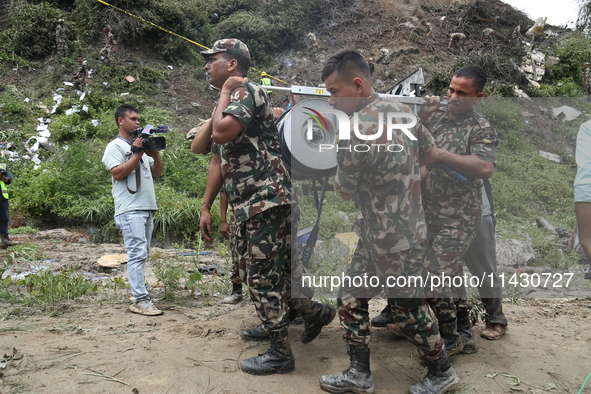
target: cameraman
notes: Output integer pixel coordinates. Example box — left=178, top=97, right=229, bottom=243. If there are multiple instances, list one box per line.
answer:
left=0, top=163, right=12, bottom=245
left=102, top=104, right=163, bottom=316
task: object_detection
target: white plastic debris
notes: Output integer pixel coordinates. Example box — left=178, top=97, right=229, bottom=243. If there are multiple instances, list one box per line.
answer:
left=80, top=92, right=86, bottom=101
left=65, top=105, right=80, bottom=116
left=24, top=98, right=30, bottom=103
left=167, top=65, right=173, bottom=70
left=82, top=105, right=88, bottom=112
left=91, top=120, right=99, bottom=127
left=63, top=81, right=74, bottom=87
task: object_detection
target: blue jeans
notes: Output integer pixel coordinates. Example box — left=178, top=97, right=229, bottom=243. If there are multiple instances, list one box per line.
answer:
left=114, top=210, right=154, bottom=302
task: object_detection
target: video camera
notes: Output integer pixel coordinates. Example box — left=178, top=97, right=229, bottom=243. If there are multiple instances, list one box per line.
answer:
left=131, top=125, right=168, bottom=152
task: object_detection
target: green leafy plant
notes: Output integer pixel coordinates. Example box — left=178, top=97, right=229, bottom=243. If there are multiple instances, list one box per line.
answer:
left=152, top=255, right=186, bottom=300
left=19, top=269, right=97, bottom=307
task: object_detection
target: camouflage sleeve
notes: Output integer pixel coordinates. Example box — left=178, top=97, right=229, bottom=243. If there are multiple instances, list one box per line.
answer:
left=334, top=139, right=360, bottom=195
left=222, top=84, right=256, bottom=131
left=469, top=125, right=498, bottom=165
left=211, top=141, right=219, bottom=155
left=416, top=123, right=435, bottom=154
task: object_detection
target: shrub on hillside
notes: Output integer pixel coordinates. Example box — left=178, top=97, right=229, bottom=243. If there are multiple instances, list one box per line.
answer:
left=73, top=0, right=211, bottom=62
left=0, top=2, right=60, bottom=60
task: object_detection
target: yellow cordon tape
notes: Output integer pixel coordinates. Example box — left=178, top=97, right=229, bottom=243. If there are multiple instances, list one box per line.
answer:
left=498, top=153, right=576, bottom=168
left=94, top=0, right=290, bottom=85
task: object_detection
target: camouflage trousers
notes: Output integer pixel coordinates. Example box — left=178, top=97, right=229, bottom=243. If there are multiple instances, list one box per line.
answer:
left=236, top=205, right=291, bottom=330
left=100, top=45, right=113, bottom=59
left=423, top=214, right=481, bottom=323
left=56, top=40, right=68, bottom=58
left=337, top=240, right=443, bottom=361
left=73, top=76, right=86, bottom=91
left=228, top=226, right=241, bottom=285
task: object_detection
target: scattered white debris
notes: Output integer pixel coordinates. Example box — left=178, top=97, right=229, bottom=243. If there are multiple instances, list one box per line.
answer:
left=539, top=151, right=561, bottom=163
left=91, top=120, right=99, bottom=127
left=65, top=106, right=80, bottom=116
left=23, top=98, right=30, bottom=103
left=167, top=65, right=173, bottom=70
left=552, top=105, right=581, bottom=122
left=63, top=81, right=74, bottom=87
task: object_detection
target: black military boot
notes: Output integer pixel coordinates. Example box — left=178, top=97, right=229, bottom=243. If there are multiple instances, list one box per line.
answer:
left=409, top=352, right=459, bottom=393
left=290, top=298, right=337, bottom=344
left=240, top=324, right=270, bottom=341
left=457, top=309, right=477, bottom=354
left=319, top=345, right=375, bottom=394
left=439, top=318, right=463, bottom=356
left=221, top=283, right=243, bottom=304
left=240, top=327, right=295, bottom=375
left=370, top=305, right=393, bottom=327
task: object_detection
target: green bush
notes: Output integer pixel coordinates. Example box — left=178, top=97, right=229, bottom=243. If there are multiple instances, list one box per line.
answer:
left=73, top=0, right=211, bottom=62
left=1, top=2, right=61, bottom=60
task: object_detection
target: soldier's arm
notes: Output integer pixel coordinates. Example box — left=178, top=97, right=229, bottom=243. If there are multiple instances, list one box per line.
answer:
left=436, top=149, right=494, bottom=178
left=437, top=126, right=498, bottom=179
left=191, top=118, right=214, bottom=154
left=212, top=77, right=248, bottom=144
left=200, top=153, right=223, bottom=243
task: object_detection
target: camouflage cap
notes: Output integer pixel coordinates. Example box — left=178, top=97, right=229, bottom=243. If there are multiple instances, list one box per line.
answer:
left=200, top=39, right=250, bottom=61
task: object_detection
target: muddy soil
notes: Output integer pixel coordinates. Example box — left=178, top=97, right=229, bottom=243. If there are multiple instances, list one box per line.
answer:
left=1, top=230, right=591, bottom=394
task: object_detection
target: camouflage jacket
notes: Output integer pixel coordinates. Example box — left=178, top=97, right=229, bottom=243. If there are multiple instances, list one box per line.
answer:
left=422, top=105, right=498, bottom=225
left=482, top=28, right=494, bottom=39
left=334, top=93, right=435, bottom=254
left=218, top=82, right=292, bottom=223
left=56, top=25, right=67, bottom=43
left=424, top=23, right=433, bottom=35
left=584, top=67, right=589, bottom=80
left=449, top=33, right=466, bottom=40
left=104, top=31, right=116, bottom=46
left=378, top=48, right=390, bottom=64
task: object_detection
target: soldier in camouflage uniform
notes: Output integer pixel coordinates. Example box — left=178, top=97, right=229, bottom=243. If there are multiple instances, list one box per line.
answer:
left=198, top=38, right=335, bottom=376
left=447, top=32, right=466, bottom=50
left=189, top=119, right=244, bottom=305
left=418, top=65, right=498, bottom=356
left=481, top=26, right=495, bottom=48
left=99, top=26, right=117, bottom=60
left=72, top=55, right=88, bottom=91
left=318, top=49, right=458, bottom=394
left=422, top=21, right=435, bottom=53
left=56, top=19, right=69, bottom=59
left=376, top=45, right=391, bottom=78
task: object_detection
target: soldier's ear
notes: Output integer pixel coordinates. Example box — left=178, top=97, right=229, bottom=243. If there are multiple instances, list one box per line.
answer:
left=227, top=58, right=238, bottom=72
left=352, top=76, right=364, bottom=93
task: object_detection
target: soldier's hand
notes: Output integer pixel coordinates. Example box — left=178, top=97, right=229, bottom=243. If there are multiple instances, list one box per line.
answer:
left=220, top=220, right=230, bottom=239
left=200, top=210, right=214, bottom=243
left=418, top=95, right=440, bottom=121
left=222, top=76, right=248, bottom=94
left=272, top=107, right=285, bottom=120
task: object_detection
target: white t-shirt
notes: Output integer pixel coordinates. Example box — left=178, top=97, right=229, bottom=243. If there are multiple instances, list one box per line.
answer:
left=576, top=119, right=591, bottom=187
left=102, top=138, right=158, bottom=216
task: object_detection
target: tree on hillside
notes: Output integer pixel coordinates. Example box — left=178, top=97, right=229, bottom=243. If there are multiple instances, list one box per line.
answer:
left=577, top=0, right=591, bottom=31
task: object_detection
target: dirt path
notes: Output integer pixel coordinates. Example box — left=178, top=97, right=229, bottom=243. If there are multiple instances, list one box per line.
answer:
left=1, top=231, right=590, bottom=393
left=1, top=295, right=590, bottom=393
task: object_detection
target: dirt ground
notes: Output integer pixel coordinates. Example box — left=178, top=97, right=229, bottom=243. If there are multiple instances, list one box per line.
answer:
left=1, top=231, right=591, bottom=394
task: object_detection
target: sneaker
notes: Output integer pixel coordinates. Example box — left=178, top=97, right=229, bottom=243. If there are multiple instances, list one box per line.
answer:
left=221, top=291, right=243, bottom=304
left=480, top=323, right=507, bottom=340
left=129, top=299, right=163, bottom=316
